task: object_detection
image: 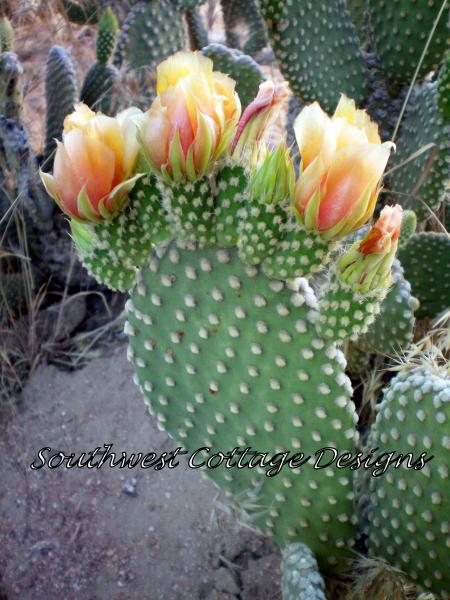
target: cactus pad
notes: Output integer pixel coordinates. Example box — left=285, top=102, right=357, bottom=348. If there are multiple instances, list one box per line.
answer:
left=79, top=62, right=118, bottom=115
left=362, top=362, right=450, bottom=598
left=114, top=1, right=186, bottom=71
left=387, top=81, right=450, bottom=219
left=258, top=0, right=368, bottom=112
left=214, top=162, right=248, bottom=248
left=356, top=260, right=417, bottom=356
left=368, top=0, right=449, bottom=87
left=126, top=241, right=359, bottom=570
left=202, top=43, right=265, bottom=108
left=398, top=232, right=450, bottom=320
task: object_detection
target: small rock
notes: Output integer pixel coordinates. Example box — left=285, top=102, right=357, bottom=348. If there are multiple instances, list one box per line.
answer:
left=36, top=295, right=87, bottom=342
left=122, top=476, right=138, bottom=497
left=213, top=567, right=239, bottom=596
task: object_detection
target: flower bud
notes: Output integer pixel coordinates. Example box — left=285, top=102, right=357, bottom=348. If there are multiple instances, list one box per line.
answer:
left=231, top=80, right=289, bottom=162
left=40, top=103, right=143, bottom=222
left=337, top=205, right=403, bottom=293
left=294, top=95, right=394, bottom=240
left=248, top=142, right=295, bottom=205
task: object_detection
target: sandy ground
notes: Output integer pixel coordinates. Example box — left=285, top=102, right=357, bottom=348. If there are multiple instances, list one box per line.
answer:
left=0, top=343, right=281, bottom=600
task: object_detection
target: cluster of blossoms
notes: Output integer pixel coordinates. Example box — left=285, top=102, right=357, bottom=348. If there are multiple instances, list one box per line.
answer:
left=40, top=50, right=402, bottom=285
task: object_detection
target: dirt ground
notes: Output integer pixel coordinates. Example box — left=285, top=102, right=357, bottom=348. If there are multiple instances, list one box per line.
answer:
left=0, top=342, right=282, bottom=600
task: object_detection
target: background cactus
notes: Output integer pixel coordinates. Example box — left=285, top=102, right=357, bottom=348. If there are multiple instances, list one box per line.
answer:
left=43, top=46, right=77, bottom=167
left=360, top=359, right=450, bottom=597
left=398, top=232, right=450, bottom=320
left=80, top=9, right=120, bottom=114
left=202, top=43, right=265, bottom=108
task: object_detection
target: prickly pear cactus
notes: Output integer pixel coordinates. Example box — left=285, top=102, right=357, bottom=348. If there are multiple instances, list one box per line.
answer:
left=113, top=1, right=186, bottom=71
left=126, top=241, right=359, bottom=571
left=398, top=232, right=450, bottom=320
left=258, top=0, right=368, bottom=111
left=368, top=0, right=449, bottom=86
left=387, top=81, right=450, bottom=219
left=202, top=43, right=265, bottom=108
left=361, top=360, right=450, bottom=598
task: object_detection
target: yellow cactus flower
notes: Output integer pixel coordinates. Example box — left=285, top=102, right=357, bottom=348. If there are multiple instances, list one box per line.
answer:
left=294, top=94, right=394, bottom=240
left=140, top=51, right=241, bottom=182
left=40, top=103, right=143, bottom=222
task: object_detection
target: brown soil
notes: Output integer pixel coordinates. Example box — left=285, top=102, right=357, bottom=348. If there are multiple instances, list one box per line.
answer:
left=0, top=343, right=281, bottom=600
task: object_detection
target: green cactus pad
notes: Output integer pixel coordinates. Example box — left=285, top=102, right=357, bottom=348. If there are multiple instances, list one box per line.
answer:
left=71, top=175, right=165, bottom=291
left=356, top=260, right=417, bottom=356
left=96, top=8, right=118, bottom=65
left=368, top=0, right=449, bottom=87
left=387, top=81, right=450, bottom=220
left=202, top=43, right=265, bottom=108
left=362, top=362, right=450, bottom=598
left=113, top=1, right=186, bottom=70
left=258, top=0, right=368, bottom=112
left=126, top=241, right=358, bottom=571
left=281, top=543, right=327, bottom=600
left=44, top=46, right=77, bottom=167
left=316, top=276, right=384, bottom=344
left=79, top=62, right=118, bottom=115
left=185, top=7, right=208, bottom=51
left=214, top=162, right=248, bottom=248
left=158, top=177, right=216, bottom=247
left=262, top=215, right=338, bottom=281
left=398, top=232, right=450, bottom=320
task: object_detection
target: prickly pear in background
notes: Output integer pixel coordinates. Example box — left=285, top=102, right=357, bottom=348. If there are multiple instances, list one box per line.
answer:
left=398, top=232, right=450, bottom=320
left=258, top=0, right=368, bottom=111
left=0, top=51, right=23, bottom=118
left=202, top=43, right=265, bottom=109
left=367, top=0, right=449, bottom=87
left=185, top=7, right=208, bottom=51
left=80, top=8, right=119, bottom=114
left=360, top=357, right=450, bottom=597
left=387, top=81, right=450, bottom=220
left=43, top=46, right=77, bottom=167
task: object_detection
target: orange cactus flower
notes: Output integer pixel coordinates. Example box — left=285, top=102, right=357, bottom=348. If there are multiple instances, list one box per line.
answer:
left=294, top=95, right=395, bottom=240
left=40, top=104, right=143, bottom=222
